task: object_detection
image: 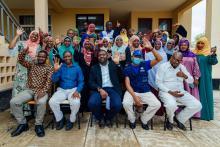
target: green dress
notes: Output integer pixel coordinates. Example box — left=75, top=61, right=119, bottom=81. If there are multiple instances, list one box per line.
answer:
left=196, top=54, right=218, bottom=120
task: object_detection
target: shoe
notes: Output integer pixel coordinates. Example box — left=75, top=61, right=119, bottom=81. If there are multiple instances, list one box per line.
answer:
left=56, top=117, right=65, bottom=130
left=35, top=125, right=45, bottom=137
left=98, top=119, right=105, bottom=129
left=174, top=116, right=187, bottom=131
left=166, top=121, right=173, bottom=130
left=65, top=119, right=73, bottom=131
left=129, top=122, right=136, bottom=129
left=141, top=122, right=149, bottom=130
left=105, top=119, right=112, bottom=128
left=11, top=124, right=29, bottom=137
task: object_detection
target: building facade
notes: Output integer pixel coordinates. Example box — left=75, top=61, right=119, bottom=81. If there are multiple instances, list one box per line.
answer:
left=0, top=0, right=220, bottom=92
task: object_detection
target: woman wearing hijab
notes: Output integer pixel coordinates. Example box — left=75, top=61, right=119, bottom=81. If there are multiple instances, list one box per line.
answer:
left=145, top=40, right=168, bottom=91
left=72, top=28, right=81, bottom=52
left=164, top=39, right=175, bottom=60
left=75, top=40, right=97, bottom=111
left=44, top=36, right=61, bottom=66
left=120, top=28, right=129, bottom=46
left=58, top=36, right=75, bottom=62
left=172, top=33, right=180, bottom=50
left=125, top=35, right=142, bottom=64
left=111, top=35, right=127, bottom=67
left=80, top=23, right=97, bottom=47
left=179, top=38, right=201, bottom=118
left=192, top=37, right=218, bottom=121
left=101, top=37, right=112, bottom=59
left=8, top=29, right=42, bottom=97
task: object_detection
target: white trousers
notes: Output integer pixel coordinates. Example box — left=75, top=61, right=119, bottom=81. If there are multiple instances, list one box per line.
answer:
left=159, top=91, right=202, bottom=124
left=123, top=91, right=161, bottom=124
left=49, top=87, right=80, bottom=122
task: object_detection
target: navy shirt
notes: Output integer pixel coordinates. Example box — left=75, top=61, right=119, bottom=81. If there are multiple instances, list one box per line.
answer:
left=124, top=60, right=152, bottom=93
left=52, top=63, right=84, bottom=92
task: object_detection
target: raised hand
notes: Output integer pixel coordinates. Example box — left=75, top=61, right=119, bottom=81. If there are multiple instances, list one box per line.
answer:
left=116, top=20, right=121, bottom=27
left=211, top=46, right=217, bottom=55
left=16, top=28, right=24, bottom=36
left=54, top=57, right=61, bottom=72
left=112, top=52, right=120, bottom=64
left=55, top=38, right=61, bottom=46
left=23, top=47, right=29, bottom=53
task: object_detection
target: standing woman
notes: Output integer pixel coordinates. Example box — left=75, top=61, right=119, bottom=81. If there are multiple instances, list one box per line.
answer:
left=172, top=33, right=180, bottom=51
left=145, top=40, right=168, bottom=91
left=125, top=35, right=142, bottom=64
left=58, top=36, right=75, bottom=62
left=44, top=36, right=61, bottom=66
left=111, top=35, right=127, bottom=67
left=8, top=28, right=41, bottom=97
left=193, top=37, right=218, bottom=121
left=75, top=40, right=97, bottom=111
left=80, top=23, right=97, bottom=47
left=179, top=38, right=201, bottom=118
left=120, top=28, right=129, bottom=46
left=72, top=28, right=81, bottom=52
left=164, top=39, right=175, bottom=60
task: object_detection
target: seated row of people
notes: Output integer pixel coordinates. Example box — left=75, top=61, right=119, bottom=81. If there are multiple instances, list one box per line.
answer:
left=10, top=45, right=202, bottom=137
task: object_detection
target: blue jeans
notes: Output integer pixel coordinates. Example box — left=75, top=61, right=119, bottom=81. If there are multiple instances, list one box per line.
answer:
left=88, top=87, right=122, bottom=121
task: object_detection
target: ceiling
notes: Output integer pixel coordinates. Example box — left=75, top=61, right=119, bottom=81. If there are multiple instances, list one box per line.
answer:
left=4, top=0, right=187, bottom=19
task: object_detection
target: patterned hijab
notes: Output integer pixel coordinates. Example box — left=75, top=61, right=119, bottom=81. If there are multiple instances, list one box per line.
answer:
left=129, top=35, right=142, bottom=51
left=178, top=38, right=196, bottom=57
left=25, top=30, right=40, bottom=58
left=82, top=40, right=94, bottom=66
left=192, top=37, right=210, bottom=56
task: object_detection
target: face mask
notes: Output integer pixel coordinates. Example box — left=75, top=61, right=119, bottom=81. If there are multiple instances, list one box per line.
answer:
left=132, top=57, right=142, bottom=65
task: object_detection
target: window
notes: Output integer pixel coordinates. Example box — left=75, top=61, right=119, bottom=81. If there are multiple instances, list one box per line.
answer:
left=138, top=18, right=152, bottom=33
left=76, top=14, right=104, bottom=33
left=159, top=18, right=172, bottom=35
left=19, top=15, right=52, bottom=35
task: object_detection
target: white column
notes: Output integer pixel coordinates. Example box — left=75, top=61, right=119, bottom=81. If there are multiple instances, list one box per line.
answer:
left=178, top=8, right=192, bottom=41
left=34, top=0, right=48, bottom=32
left=205, top=0, right=220, bottom=79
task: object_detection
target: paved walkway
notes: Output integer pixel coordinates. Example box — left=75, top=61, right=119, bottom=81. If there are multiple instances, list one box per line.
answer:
left=0, top=91, right=220, bottom=147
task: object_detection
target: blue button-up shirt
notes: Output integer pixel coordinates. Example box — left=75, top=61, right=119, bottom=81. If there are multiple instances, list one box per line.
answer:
left=52, top=63, right=84, bottom=92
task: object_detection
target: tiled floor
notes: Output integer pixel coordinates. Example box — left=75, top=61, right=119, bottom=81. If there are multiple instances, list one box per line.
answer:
left=0, top=91, right=220, bottom=147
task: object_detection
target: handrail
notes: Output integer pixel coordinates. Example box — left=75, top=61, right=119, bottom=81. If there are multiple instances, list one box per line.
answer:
left=0, top=0, right=28, bottom=42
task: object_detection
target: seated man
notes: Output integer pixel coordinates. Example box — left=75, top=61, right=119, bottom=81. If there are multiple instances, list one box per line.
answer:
left=49, top=51, right=84, bottom=131
left=10, top=48, right=53, bottom=137
left=123, top=49, right=162, bottom=130
left=156, top=52, right=202, bottom=131
left=88, top=48, right=123, bottom=128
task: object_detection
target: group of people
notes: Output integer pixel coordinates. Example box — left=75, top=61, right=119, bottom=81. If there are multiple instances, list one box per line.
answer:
left=8, top=21, right=218, bottom=137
